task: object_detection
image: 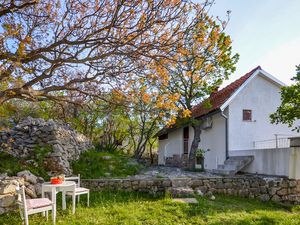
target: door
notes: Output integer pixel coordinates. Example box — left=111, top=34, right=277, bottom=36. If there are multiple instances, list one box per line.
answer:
left=183, top=127, right=189, bottom=155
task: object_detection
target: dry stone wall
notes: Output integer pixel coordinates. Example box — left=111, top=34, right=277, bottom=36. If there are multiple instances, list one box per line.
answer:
left=0, top=117, right=93, bottom=175
left=0, top=171, right=44, bottom=214
left=82, top=176, right=300, bottom=205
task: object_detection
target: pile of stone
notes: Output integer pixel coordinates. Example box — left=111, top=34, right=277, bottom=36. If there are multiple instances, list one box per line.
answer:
left=0, top=171, right=44, bottom=214
left=0, top=117, right=93, bottom=175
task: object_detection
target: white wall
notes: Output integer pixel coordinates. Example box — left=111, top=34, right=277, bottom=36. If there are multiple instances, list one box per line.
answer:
left=228, top=73, right=298, bottom=151
left=158, top=128, right=183, bottom=165
left=198, top=113, right=226, bottom=170
left=229, top=148, right=291, bottom=177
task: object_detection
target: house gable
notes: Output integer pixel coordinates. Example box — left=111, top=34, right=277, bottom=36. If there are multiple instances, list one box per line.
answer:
left=220, top=69, right=285, bottom=111
left=226, top=73, right=291, bottom=151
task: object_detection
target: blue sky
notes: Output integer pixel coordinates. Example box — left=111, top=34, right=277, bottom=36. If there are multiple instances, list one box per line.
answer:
left=201, top=0, right=300, bottom=85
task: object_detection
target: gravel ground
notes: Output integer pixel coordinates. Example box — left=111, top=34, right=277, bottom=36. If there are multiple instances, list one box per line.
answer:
left=130, top=166, right=221, bottom=179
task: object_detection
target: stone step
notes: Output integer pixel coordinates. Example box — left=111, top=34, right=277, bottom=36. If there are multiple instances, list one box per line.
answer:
left=212, top=169, right=236, bottom=176
left=214, top=155, right=254, bottom=176
left=217, top=164, right=237, bottom=170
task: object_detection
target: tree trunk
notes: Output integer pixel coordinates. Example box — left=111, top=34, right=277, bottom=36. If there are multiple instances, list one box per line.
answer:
left=189, top=123, right=202, bottom=169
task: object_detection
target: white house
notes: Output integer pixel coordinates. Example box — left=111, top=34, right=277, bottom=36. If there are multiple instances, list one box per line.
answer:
left=157, top=66, right=300, bottom=177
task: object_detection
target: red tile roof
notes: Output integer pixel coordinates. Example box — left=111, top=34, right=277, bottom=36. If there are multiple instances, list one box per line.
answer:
left=191, top=66, right=261, bottom=118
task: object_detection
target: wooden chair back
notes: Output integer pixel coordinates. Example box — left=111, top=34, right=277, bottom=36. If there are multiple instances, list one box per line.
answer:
left=16, top=184, right=27, bottom=210
left=65, top=174, right=81, bottom=188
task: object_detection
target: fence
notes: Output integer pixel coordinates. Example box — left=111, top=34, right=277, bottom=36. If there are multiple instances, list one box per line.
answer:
left=253, top=134, right=298, bottom=149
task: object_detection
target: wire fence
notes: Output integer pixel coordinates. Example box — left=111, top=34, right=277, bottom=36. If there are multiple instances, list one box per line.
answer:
left=253, top=134, right=299, bottom=149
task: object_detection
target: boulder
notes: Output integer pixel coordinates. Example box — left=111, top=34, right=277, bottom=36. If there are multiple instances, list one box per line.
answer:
left=195, top=188, right=204, bottom=196
left=17, top=170, right=37, bottom=185
left=0, top=177, right=24, bottom=195
left=0, top=194, right=15, bottom=208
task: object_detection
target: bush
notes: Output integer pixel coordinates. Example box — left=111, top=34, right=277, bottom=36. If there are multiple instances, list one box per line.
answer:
left=0, top=145, right=50, bottom=178
left=93, top=141, right=123, bottom=154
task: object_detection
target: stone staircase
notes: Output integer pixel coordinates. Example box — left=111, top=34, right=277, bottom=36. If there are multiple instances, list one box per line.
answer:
left=213, top=156, right=254, bottom=176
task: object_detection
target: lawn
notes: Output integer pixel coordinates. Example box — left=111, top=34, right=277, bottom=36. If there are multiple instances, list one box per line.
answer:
left=72, top=150, right=144, bottom=178
left=0, top=149, right=144, bottom=179
left=1, top=191, right=300, bottom=225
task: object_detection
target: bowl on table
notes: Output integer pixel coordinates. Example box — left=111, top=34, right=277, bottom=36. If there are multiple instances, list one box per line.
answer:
left=50, top=177, right=63, bottom=184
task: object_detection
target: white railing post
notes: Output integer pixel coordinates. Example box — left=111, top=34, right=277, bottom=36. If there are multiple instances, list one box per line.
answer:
left=275, top=134, right=278, bottom=149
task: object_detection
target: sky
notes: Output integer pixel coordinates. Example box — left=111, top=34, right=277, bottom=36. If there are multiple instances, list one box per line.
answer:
left=200, top=0, right=300, bottom=86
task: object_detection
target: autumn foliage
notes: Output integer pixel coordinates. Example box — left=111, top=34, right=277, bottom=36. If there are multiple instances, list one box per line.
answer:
left=0, top=0, right=193, bottom=104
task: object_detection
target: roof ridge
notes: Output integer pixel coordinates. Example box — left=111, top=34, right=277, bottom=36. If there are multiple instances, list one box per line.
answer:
left=213, top=65, right=261, bottom=97
left=191, top=66, right=261, bottom=118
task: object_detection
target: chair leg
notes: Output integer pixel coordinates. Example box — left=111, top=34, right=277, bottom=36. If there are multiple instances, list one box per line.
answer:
left=52, top=204, right=56, bottom=225
left=46, top=210, right=48, bottom=221
left=19, top=208, right=24, bottom=221
left=87, top=192, right=90, bottom=207
left=24, top=212, right=29, bottom=225
left=72, top=194, right=76, bottom=214
left=77, top=195, right=80, bottom=203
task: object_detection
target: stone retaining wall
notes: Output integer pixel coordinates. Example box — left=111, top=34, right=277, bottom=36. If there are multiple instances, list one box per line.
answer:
left=82, top=176, right=300, bottom=205
left=0, top=117, right=93, bottom=175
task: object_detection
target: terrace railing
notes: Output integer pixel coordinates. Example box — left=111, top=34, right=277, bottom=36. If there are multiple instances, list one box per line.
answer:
left=253, top=134, right=298, bottom=149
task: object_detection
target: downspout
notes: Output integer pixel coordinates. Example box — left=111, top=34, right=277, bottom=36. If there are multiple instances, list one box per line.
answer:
left=221, top=110, right=229, bottom=160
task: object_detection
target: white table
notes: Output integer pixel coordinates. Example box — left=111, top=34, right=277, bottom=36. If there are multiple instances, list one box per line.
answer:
left=42, top=181, right=76, bottom=217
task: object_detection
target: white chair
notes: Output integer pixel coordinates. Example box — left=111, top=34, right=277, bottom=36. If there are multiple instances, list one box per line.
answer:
left=16, top=184, right=55, bottom=225
left=63, top=174, right=89, bottom=212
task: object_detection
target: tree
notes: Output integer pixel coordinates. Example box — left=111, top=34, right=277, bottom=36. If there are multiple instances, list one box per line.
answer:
left=0, top=0, right=194, bottom=104
left=112, top=72, right=180, bottom=159
left=155, top=3, right=238, bottom=168
left=270, top=65, right=300, bottom=132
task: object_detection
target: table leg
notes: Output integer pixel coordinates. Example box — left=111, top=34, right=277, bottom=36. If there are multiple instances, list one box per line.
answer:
left=62, top=190, right=66, bottom=210
left=52, top=188, right=56, bottom=221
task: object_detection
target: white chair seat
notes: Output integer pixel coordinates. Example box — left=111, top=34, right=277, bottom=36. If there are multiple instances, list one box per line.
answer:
left=66, top=187, right=89, bottom=194
left=26, top=198, right=53, bottom=210
left=63, top=175, right=90, bottom=210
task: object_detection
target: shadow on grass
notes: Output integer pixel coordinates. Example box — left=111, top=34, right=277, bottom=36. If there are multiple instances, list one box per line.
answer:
left=0, top=191, right=298, bottom=225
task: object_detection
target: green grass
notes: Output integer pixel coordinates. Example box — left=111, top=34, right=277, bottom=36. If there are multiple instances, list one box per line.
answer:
left=72, top=150, right=144, bottom=179
left=1, top=191, right=300, bottom=225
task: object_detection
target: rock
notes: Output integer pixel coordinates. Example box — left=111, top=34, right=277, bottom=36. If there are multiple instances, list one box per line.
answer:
left=277, top=188, right=288, bottom=196
left=0, top=182, right=17, bottom=195
left=0, top=173, right=7, bottom=180
left=34, top=183, right=42, bottom=197
left=195, top=189, right=204, bottom=196
left=172, top=198, right=198, bottom=204
left=167, top=187, right=194, bottom=198
left=25, top=185, right=37, bottom=198
left=210, top=195, right=216, bottom=201
left=102, top=156, right=112, bottom=160
left=271, top=195, right=281, bottom=202
left=206, top=191, right=214, bottom=197
left=259, top=194, right=270, bottom=202
left=0, top=194, right=15, bottom=208
left=17, top=170, right=37, bottom=185
left=171, top=178, right=192, bottom=188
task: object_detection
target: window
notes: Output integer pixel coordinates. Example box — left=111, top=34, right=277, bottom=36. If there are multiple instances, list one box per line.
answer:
left=243, top=109, right=252, bottom=121
left=158, top=133, right=168, bottom=140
